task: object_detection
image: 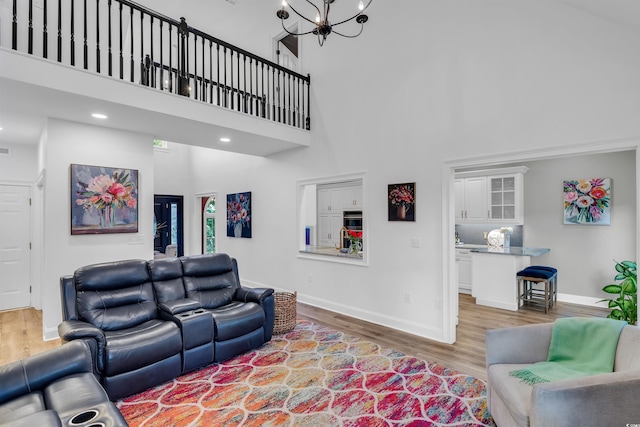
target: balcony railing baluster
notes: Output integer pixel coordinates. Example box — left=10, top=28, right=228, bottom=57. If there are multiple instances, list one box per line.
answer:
left=83, top=0, right=87, bottom=69
left=5, top=0, right=310, bottom=130
left=96, top=0, right=100, bottom=72
left=28, top=0, right=33, bottom=54
left=43, top=0, right=48, bottom=58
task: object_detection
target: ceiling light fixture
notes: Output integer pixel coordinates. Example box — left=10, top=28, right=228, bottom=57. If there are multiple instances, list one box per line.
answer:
left=220, top=137, right=231, bottom=143
left=276, top=0, right=372, bottom=47
left=91, top=113, right=108, bottom=119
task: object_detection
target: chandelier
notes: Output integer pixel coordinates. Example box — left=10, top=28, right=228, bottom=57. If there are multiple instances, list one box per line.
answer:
left=276, top=0, right=372, bottom=47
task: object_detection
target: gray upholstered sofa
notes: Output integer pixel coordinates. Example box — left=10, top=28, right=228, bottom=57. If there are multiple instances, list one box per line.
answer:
left=59, top=253, right=274, bottom=401
left=485, top=322, right=640, bottom=427
left=0, top=340, right=127, bottom=427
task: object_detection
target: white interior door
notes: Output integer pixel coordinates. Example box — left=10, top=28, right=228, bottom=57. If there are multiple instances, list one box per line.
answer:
left=0, top=185, right=31, bottom=310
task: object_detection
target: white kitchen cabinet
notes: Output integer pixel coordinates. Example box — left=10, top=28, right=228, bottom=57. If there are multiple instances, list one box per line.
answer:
left=455, top=167, right=528, bottom=225
left=456, top=248, right=472, bottom=294
left=488, top=174, right=524, bottom=224
left=341, top=186, right=362, bottom=210
left=317, top=213, right=343, bottom=247
left=318, top=183, right=362, bottom=213
left=454, top=177, right=487, bottom=222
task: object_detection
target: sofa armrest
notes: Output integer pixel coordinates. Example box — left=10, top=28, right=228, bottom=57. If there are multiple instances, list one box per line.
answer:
left=531, top=370, right=640, bottom=427
left=485, top=323, right=553, bottom=368
left=235, top=287, right=274, bottom=304
left=158, top=298, right=201, bottom=315
left=57, top=320, right=106, bottom=371
left=0, top=340, right=94, bottom=405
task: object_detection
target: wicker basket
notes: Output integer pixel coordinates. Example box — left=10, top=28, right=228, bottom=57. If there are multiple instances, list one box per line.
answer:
left=273, top=291, right=297, bottom=335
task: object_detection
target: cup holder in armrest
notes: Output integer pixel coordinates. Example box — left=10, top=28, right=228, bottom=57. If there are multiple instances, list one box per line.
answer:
left=178, top=312, right=192, bottom=318
left=69, top=409, right=99, bottom=425
left=194, top=309, right=207, bottom=314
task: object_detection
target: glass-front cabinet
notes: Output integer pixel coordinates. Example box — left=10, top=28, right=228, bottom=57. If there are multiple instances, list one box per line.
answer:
left=455, top=167, right=527, bottom=225
left=490, top=176, right=517, bottom=221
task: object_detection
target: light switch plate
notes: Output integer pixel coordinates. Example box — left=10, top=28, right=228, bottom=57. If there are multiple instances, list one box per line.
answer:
left=411, top=237, right=421, bottom=248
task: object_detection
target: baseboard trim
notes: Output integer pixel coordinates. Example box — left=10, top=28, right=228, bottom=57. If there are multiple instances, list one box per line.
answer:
left=557, top=293, right=608, bottom=308
left=44, top=326, right=59, bottom=341
left=241, top=279, right=443, bottom=342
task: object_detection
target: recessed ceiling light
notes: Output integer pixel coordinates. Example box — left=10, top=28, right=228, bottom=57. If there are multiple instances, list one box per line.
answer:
left=220, top=137, right=231, bottom=143
left=91, top=113, right=108, bottom=119
left=0, top=127, right=3, bottom=131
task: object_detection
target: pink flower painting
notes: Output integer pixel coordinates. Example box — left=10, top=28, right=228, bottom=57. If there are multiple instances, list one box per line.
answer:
left=388, top=183, right=416, bottom=222
left=71, top=164, right=139, bottom=234
left=563, top=178, right=611, bottom=225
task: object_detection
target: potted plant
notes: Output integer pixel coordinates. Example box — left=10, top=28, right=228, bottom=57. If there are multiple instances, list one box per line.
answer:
left=599, top=260, right=637, bottom=325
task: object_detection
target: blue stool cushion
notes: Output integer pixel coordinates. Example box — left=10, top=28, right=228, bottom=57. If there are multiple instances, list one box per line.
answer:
left=528, top=265, right=558, bottom=274
left=517, top=267, right=556, bottom=280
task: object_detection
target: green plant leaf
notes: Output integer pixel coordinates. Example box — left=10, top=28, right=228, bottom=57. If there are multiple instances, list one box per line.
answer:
left=621, top=260, right=637, bottom=269
left=602, top=284, right=622, bottom=294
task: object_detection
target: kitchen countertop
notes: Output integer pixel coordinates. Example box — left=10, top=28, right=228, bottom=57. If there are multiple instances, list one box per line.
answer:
left=469, top=246, right=550, bottom=257
left=300, top=246, right=363, bottom=258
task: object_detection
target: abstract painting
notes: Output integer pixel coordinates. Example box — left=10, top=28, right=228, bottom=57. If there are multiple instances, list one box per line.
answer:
left=563, top=178, right=611, bottom=225
left=70, top=164, right=138, bottom=234
left=227, top=191, right=252, bottom=238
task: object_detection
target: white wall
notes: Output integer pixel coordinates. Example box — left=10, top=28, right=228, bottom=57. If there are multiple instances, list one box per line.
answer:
left=178, top=1, right=640, bottom=342
left=41, top=119, right=154, bottom=339
left=521, top=151, right=636, bottom=300
left=8, top=0, right=640, bottom=342
left=153, top=141, right=197, bottom=254
left=0, top=143, right=37, bottom=182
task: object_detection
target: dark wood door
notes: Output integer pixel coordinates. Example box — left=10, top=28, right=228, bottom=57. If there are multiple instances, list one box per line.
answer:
left=154, top=195, right=184, bottom=256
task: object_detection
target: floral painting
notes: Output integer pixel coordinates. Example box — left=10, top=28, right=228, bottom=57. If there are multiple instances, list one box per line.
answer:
left=227, top=192, right=252, bottom=238
left=70, top=164, right=138, bottom=234
left=388, top=183, right=415, bottom=222
left=563, top=178, right=611, bottom=225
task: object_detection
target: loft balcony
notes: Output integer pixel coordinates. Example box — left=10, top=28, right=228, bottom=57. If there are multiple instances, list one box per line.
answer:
left=0, top=0, right=311, bottom=156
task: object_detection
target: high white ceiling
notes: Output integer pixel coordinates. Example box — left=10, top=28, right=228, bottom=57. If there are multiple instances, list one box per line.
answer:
left=1, top=0, right=639, bottom=149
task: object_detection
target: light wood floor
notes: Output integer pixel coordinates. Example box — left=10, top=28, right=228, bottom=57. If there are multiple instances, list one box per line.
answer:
left=0, top=294, right=610, bottom=380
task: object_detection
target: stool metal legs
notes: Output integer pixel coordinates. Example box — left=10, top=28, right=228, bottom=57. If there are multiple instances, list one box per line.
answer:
left=517, top=275, right=555, bottom=313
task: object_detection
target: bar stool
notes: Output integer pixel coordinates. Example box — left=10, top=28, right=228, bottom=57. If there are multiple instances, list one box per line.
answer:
left=517, top=266, right=558, bottom=313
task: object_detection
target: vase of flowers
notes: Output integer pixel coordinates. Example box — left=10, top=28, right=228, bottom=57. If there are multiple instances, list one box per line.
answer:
left=75, top=171, right=137, bottom=229
left=227, top=192, right=251, bottom=237
left=389, top=184, right=415, bottom=221
left=563, top=178, right=611, bottom=224
left=500, top=227, right=513, bottom=248
left=347, top=230, right=363, bottom=255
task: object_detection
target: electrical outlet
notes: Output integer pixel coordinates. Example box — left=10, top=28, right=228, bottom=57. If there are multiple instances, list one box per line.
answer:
left=411, top=237, right=421, bottom=248
left=434, top=298, right=442, bottom=309
left=483, top=232, right=488, bottom=240
left=404, top=292, right=412, bottom=304
left=307, top=274, right=312, bottom=283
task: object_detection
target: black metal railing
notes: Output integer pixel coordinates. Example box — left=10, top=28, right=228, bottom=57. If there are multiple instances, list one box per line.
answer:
left=7, top=0, right=311, bottom=130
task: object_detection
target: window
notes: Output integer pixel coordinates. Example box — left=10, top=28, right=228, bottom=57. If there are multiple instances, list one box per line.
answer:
left=203, top=196, right=215, bottom=254
left=297, top=173, right=367, bottom=265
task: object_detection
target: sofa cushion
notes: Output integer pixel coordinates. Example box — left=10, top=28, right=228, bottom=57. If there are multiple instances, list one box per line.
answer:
left=0, top=392, right=45, bottom=424
left=75, top=260, right=157, bottom=330
left=182, top=255, right=239, bottom=309
left=44, top=372, right=110, bottom=419
left=1, top=410, right=62, bottom=427
left=614, top=326, right=640, bottom=372
left=487, top=363, right=533, bottom=427
left=103, top=320, right=182, bottom=376
left=148, top=257, right=187, bottom=303
left=209, top=302, right=265, bottom=341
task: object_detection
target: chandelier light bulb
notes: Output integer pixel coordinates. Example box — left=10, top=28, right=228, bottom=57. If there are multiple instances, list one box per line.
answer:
left=275, top=0, right=372, bottom=47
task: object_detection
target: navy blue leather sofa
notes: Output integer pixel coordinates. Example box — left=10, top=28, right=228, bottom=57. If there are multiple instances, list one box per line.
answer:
left=58, top=253, right=274, bottom=401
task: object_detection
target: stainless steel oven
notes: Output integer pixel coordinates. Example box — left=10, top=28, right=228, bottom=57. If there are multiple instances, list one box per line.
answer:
left=343, top=211, right=362, bottom=248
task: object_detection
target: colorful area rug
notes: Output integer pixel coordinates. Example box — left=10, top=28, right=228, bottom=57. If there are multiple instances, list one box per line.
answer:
left=117, top=320, right=495, bottom=426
